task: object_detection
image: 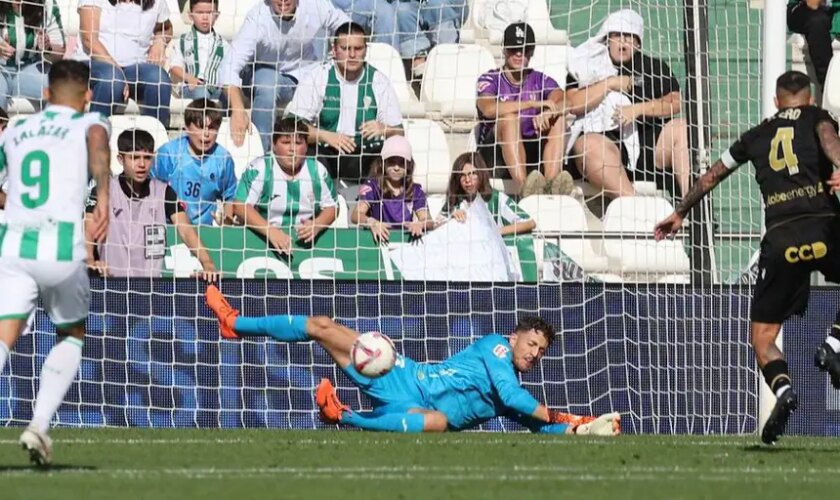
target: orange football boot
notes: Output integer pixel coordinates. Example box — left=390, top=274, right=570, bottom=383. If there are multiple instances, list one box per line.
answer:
left=315, top=378, right=349, bottom=424
left=205, top=284, right=240, bottom=339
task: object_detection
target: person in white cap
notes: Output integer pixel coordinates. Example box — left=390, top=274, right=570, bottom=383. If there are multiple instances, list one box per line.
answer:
left=567, top=9, right=691, bottom=200
left=351, top=135, right=433, bottom=243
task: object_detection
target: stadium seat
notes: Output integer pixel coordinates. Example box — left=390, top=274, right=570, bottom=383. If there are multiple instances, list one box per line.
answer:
left=823, top=56, right=840, bottom=116
left=426, top=193, right=447, bottom=220
left=332, top=194, right=350, bottom=229
left=366, top=43, right=426, bottom=118
left=462, top=0, right=568, bottom=46
left=8, top=98, right=37, bottom=115
left=420, top=44, right=495, bottom=119
left=530, top=45, right=568, bottom=86
left=518, top=194, right=610, bottom=272
left=56, top=0, right=80, bottom=37
left=217, top=118, right=265, bottom=179
left=602, top=196, right=690, bottom=275
left=215, top=0, right=260, bottom=40
left=403, top=119, right=451, bottom=194
left=108, top=115, right=170, bottom=175
left=165, top=0, right=189, bottom=37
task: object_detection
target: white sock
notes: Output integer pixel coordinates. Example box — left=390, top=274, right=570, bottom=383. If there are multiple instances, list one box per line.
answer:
left=0, top=341, right=9, bottom=374
left=826, top=336, right=840, bottom=354
left=30, top=337, right=83, bottom=435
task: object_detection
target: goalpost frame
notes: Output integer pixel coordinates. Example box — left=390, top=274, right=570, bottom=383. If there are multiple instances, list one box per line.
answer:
left=757, top=0, right=788, bottom=436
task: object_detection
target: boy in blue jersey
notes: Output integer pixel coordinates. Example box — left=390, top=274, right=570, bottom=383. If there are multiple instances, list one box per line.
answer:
left=152, top=99, right=237, bottom=225
left=205, top=285, right=621, bottom=434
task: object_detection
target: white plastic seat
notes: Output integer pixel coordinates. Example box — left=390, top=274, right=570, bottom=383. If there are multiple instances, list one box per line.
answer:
left=108, top=115, right=170, bottom=175
left=465, top=0, right=568, bottom=46
left=8, top=98, right=37, bottom=115
left=823, top=56, right=840, bottom=116
left=403, top=119, right=451, bottom=194
left=217, top=118, right=265, bottom=180
left=530, top=45, right=568, bottom=87
left=420, top=44, right=495, bottom=119
left=56, top=0, right=80, bottom=37
left=331, top=194, right=349, bottom=229
left=366, top=42, right=426, bottom=118
left=165, top=0, right=189, bottom=37
left=215, top=0, right=260, bottom=40
left=602, top=196, right=690, bottom=274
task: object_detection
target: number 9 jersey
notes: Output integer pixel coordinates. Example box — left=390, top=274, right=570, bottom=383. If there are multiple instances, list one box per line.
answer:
left=721, top=105, right=840, bottom=229
left=0, top=107, right=110, bottom=262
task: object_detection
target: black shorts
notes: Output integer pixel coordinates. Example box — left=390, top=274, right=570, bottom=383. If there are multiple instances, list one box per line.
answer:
left=751, top=215, right=840, bottom=323
left=477, top=134, right=547, bottom=180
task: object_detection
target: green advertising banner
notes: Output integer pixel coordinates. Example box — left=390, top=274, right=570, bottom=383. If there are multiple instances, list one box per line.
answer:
left=163, top=227, right=539, bottom=282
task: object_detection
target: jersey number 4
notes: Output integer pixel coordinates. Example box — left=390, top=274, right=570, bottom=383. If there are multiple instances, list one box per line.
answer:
left=769, top=127, right=800, bottom=175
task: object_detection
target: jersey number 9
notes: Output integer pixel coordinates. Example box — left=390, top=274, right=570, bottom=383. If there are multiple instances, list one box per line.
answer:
left=21, top=150, right=50, bottom=209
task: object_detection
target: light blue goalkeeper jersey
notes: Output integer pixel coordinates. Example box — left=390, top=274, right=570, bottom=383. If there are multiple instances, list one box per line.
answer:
left=411, top=334, right=541, bottom=431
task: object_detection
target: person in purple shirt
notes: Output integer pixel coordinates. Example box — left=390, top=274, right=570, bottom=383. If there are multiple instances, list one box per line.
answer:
left=351, top=135, right=433, bottom=243
left=475, top=22, right=574, bottom=197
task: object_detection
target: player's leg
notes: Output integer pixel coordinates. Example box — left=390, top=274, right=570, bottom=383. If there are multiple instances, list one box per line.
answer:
left=814, top=220, right=840, bottom=386
left=751, top=239, right=806, bottom=444
left=20, top=261, right=90, bottom=465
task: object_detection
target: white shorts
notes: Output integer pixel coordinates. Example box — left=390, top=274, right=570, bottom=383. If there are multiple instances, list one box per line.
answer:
left=0, top=257, right=89, bottom=328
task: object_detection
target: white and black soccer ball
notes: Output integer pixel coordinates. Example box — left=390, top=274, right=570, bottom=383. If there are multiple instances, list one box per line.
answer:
left=351, top=332, right=397, bottom=378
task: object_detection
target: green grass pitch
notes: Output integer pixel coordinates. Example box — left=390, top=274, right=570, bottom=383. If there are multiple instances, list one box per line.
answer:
left=1, top=429, right=839, bottom=499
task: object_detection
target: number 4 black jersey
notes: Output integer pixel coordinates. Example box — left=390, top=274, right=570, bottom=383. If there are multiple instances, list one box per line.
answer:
left=722, top=105, right=840, bottom=228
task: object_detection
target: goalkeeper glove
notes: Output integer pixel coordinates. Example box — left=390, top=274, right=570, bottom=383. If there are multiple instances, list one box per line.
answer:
left=574, top=412, right=621, bottom=436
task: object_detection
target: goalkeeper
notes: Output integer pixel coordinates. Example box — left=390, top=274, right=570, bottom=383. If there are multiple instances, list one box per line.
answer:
left=205, top=285, right=620, bottom=435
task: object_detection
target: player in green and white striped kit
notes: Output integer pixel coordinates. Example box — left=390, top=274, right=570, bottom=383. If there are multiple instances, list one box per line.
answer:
left=0, top=60, right=111, bottom=466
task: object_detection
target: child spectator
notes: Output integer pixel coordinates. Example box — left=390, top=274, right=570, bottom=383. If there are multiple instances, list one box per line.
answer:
left=351, top=135, right=432, bottom=243
left=169, top=0, right=230, bottom=101
left=0, top=0, right=66, bottom=109
left=86, top=129, right=218, bottom=278
left=444, top=152, right=535, bottom=236
left=152, top=98, right=237, bottom=225
left=233, top=117, right=338, bottom=255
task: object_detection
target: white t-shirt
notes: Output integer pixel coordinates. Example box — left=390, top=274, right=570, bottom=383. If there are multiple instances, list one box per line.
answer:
left=285, top=63, right=402, bottom=136
left=74, top=0, right=171, bottom=67
left=218, top=0, right=348, bottom=86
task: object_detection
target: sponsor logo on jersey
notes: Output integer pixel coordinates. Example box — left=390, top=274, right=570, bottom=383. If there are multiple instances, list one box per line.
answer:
left=477, top=80, right=491, bottom=93
left=358, top=184, right=372, bottom=196
left=493, top=344, right=510, bottom=359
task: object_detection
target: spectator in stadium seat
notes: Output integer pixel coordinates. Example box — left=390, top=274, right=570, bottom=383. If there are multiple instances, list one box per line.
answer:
left=788, top=0, right=837, bottom=90
left=233, top=117, right=338, bottom=256
left=350, top=135, right=432, bottom=243
left=285, top=22, right=403, bottom=186
left=397, top=0, right=468, bottom=78
left=152, top=99, right=237, bottom=226
left=0, top=0, right=66, bottom=110
left=85, top=129, right=219, bottom=279
left=442, top=152, right=535, bottom=236
left=76, top=0, right=174, bottom=127
left=567, top=9, right=690, bottom=200
left=476, top=22, right=575, bottom=197
left=169, top=0, right=230, bottom=101
left=219, top=0, right=349, bottom=152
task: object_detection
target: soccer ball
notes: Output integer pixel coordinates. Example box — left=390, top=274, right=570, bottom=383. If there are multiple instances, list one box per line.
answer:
left=351, top=332, right=397, bottom=378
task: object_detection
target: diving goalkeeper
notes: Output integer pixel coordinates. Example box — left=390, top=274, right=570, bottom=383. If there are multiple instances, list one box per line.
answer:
left=205, top=285, right=620, bottom=435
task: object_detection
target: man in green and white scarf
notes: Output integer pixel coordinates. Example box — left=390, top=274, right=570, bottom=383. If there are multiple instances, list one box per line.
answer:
left=169, top=0, right=230, bottom=100
left=285, top=21, right=404, bottom=185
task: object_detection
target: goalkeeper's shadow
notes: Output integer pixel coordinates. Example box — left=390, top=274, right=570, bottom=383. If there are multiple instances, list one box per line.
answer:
left=742, top=444, right=839, bottom=454
left=0, top=464, right=97, bottom=472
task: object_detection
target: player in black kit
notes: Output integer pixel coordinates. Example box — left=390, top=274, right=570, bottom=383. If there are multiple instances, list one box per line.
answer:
left=655, top=70, right=840, bottom=445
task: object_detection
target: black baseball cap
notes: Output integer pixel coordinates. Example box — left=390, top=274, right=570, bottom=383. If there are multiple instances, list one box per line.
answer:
left=503, top=22, right=536, bottom=50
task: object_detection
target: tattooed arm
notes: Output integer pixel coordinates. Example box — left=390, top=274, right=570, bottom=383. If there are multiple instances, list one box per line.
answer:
left=654, top=160, right=734, bottom=240
left=86, top=124, right=111, bottom=245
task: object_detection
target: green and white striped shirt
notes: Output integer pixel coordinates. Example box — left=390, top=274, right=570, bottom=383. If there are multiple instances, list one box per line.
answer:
left=0, top=0, right=65, bottom=68
left=0, top=105, right=110, bottom=261
left=235, top=155, right=337, bottom=229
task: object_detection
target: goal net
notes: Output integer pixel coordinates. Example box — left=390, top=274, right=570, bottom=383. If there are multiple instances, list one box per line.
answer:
left=0, top=0, right=779, bottom=434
